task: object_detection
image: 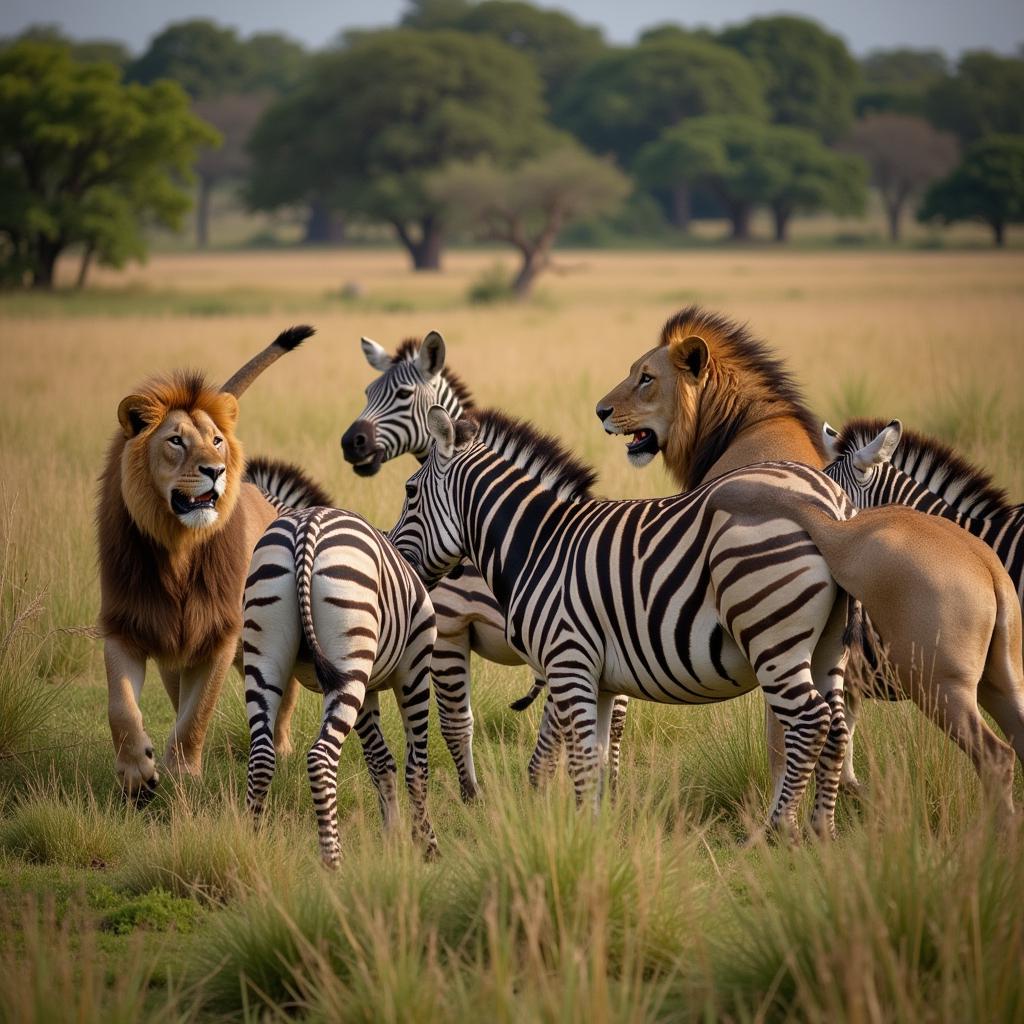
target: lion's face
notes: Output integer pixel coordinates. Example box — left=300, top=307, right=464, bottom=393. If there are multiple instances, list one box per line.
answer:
left=596, top=337, right=710, bottom=470
left=116, top=385, right=242, bottom=548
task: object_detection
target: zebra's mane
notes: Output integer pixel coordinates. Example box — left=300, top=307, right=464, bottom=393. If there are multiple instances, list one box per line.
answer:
left=392, top=337, right=475, bottom=410
left=835, top=417, right=1012, bottom=517
left=468, top=410, right=596, bottom=502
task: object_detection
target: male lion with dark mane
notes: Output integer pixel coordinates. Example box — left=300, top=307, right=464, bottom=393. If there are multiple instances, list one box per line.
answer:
left=97, top=327, right=322, bottom=800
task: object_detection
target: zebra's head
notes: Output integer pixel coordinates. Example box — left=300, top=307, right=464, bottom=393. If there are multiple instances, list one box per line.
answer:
left=341, top=331, right=468, bottom=477
left=823, top=419, right=903, bottom=504
left=390, top=406, right=477, bottom=588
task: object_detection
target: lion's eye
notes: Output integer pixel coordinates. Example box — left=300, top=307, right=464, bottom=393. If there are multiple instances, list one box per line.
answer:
left=169, top=436, right=185, bottom=447
left=639, top=373, right=653, bottom=387
left=213, top=436, right=223, bottom=447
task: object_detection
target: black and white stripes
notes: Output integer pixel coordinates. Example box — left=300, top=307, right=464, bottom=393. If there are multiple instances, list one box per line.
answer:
left=243, top=506, right=438, bottom=866
left=391, top=407, right=858, bottom=837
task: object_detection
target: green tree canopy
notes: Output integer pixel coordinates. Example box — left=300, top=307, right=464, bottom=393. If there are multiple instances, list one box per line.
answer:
left=555, top=36, right=766, bottom=168
left=717, top=15, right=860, bottom=142
left=430, top=143, right=629, bottom=297
left=857, top=48, right=948, bottom=117
left=925, top=52, right=1024, bottom=146
left=636, top=116, right=865, bottom=241
left=844, top=114, right=958, bottom=241
left=0, top=41, right=217, bottom=288
left=919, top=135, right=1024, bottom=246
left=3, top=23, right=132, bottom=67
left=247, top=29, right=548, bottom=269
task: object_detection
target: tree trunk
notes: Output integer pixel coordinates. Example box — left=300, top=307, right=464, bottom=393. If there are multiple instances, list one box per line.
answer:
left=992, top=220, right=1005, bottom=247
left=196, top=175, right=213, bottom=249
left=30, top=239, right=61, bottom=289
left=772, top=205, right=790, bottom=243
left=395, top=217, right=443, bottom=271
left=885, top=196, right=904, bottom=243
left=76, top=243, right=95, bottom=290
left=304, top=198, right=346, bottom=244
left=669, top=184, right=692, bottom=232
left=512, top=249, right=544, bottom=299
left=729, top=203, right=752, bottom=241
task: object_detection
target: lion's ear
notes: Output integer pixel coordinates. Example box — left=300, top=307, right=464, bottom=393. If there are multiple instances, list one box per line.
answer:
left=669, top=335, right=710, bottom=382
left=117, top=395, right=150, bottom=438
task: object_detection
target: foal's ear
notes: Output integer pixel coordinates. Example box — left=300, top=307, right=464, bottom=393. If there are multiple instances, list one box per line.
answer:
left=822, top=421, right=840, bottom=461
left=360, top=336, right=391, bottom=372
left=418, top=331, right=446, bottom=381
left=426, top=405, right=456, bottom=458
left=851, top=420, right=902, bottom=472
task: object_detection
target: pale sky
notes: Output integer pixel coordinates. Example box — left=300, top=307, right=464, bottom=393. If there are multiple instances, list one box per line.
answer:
left=2, top=0, right=1022, bottom=57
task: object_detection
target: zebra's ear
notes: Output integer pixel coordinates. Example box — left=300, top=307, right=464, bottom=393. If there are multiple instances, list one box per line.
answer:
left=426, top=405, right=456, bottom=458
left=360, top=337, right=392, bottom=372
left=851, top=420, right=902, bottom=472
left=822, top=421, right=840, bottom=461
left=418, top=331, right=446, bottom=381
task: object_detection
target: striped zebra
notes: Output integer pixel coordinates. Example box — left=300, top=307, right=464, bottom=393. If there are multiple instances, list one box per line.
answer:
left=389, top=407, right=863, bottom=836
left=824, top=419, right=1023, bottom=603
left=391, top=407, right=1024, bottom=828
left=340, top=332, right=627, bottom=792
left=243, top=506, right=438, bottom=867
left=244, top=456, right=334, bottom=512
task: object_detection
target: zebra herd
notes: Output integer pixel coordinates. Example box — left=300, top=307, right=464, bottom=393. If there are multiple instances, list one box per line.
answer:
left=241, top=317, right=1024, bottom=865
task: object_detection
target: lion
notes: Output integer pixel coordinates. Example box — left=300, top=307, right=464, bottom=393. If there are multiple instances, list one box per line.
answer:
left=97, top=327, right=319, bottom=800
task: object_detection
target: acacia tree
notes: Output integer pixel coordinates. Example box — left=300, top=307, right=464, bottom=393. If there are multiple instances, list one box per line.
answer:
left=919, top=135, right=1024, bottom=246
left=0, top=42, right=217, bottom=288
left=844, top=115, right=958, bottom=241
left=430, top=145, right=629, bottom=297
left=248, top=30, right=548, bottom=270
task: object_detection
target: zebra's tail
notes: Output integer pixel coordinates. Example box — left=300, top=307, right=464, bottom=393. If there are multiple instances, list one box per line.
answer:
left=244, top=456, right=333, bottom=511
left=983, top=561, right=1024, bottom=706
left=509, top=680, right=545, bottom=712
left=221, top=325, right=315, bottom=398
left=295, top=510, right=349, bottom=693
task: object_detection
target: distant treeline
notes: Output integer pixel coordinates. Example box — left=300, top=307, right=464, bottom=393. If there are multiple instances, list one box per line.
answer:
left=2, top=2, right=1023, bottom=291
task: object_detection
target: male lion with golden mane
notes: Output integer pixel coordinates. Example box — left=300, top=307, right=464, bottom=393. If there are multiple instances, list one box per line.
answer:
left=97, top=327, right=320, bottom=800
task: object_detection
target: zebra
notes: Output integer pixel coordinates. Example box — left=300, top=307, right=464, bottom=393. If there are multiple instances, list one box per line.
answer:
left=244, top=456, right=334, bottom=512
left=243, top=506, right=438, bottom=867
left=340, top=331, right=628, bottom=792
left=823, top=419, right=1023, bottom=604
left=389, top=406, right=866, bottom=837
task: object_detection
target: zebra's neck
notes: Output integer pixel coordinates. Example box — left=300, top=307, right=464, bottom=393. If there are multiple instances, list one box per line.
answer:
left=453, top=451, right=578, bottom=611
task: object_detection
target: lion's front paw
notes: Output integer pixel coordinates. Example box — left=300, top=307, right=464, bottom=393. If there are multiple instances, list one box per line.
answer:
left=273, top=731, right=295, bottom=758
left=117, top=744, right=159, bottom=805
left=163, top=744, right=202, bottom=779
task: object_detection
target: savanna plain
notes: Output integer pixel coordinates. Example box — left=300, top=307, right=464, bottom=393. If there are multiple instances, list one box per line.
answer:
left=1, top=247, right=1023, bottom=1023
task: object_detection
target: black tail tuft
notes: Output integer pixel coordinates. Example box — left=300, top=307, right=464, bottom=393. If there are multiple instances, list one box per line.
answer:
left=313, top=650, right=349, bottom=693
left=274, top=325, right=316, bottom=351
left=509, top=687, right=542, bottom=712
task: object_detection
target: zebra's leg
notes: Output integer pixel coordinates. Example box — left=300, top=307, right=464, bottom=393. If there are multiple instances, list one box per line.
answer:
left=810, top=598, right=851, bottom=840
left=760, top=665, right=832, bottom=838
left=527, top=690, right=564, bottom=789
left=839, top=686, right=862, bottom=794
left=596, top=691, right=615, bottom=801
left=430, top=630, right=480, bottom=801
left=105, top=636, right=157, bottom=803
left=550, top=674, right=601, bottom=810
left=272, top=676, right=302, bottom=757
left=395, top=606, right=439, bottom=858
left=764, top=701, right=788, bottom=809
left=607, top=695, right=629, bottom=797
left=309, top=677, right=368, bottom=868
left=354, top=689, right=399, bottom=832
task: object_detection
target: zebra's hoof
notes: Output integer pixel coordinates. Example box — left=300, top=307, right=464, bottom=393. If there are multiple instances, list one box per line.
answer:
left=460, top=783, right=482, bottom=803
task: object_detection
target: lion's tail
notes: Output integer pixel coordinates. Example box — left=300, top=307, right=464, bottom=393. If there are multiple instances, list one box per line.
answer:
left=221, top=325, right=315, bottom=398
left=294, top=509, right=349, bottom=693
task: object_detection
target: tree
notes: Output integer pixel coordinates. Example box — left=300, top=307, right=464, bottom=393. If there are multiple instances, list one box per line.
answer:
left=844, top=115, right=958, bottom=241
left=0, top=42, right=217, bottom=288
left=925, top=52, right=1024, bottom=146
left=247, top=30, right=548, bottom=270
left=401, top=0, right=473, bottom=28
left=3, top=24, right=132, bottom=67
left=636, top=117, right=865, bottom=241
left=193, top=93, right=270, bottom=247
left=718, top=15, right=860, bottom=142
left=453, top=1, right=605, bottom=103
left=857, top=48, right=947, bottom=116
left=430, top=145, right=629, bottom=297
left=919, top=135, right=1024, bottom=246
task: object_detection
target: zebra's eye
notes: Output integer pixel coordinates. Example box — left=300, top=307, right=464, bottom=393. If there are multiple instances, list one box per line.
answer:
left=395, top=387, right=414, bottom=399
left=639, top=373, right=653, bottom=387
left=405, top=483, right=416, bottom=499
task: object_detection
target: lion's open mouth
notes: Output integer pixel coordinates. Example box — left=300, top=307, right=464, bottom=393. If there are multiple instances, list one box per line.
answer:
left=171, top=489, right=219, bottom=515
left=352, top=449, right=385, bottom=478
left=626, top=429, right=659, bottom=457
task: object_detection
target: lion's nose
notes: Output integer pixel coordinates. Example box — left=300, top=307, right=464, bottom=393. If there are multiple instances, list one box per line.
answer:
left=199, top=465, right=225, bottom=485
left=596, top=405, right=613, bottom=422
